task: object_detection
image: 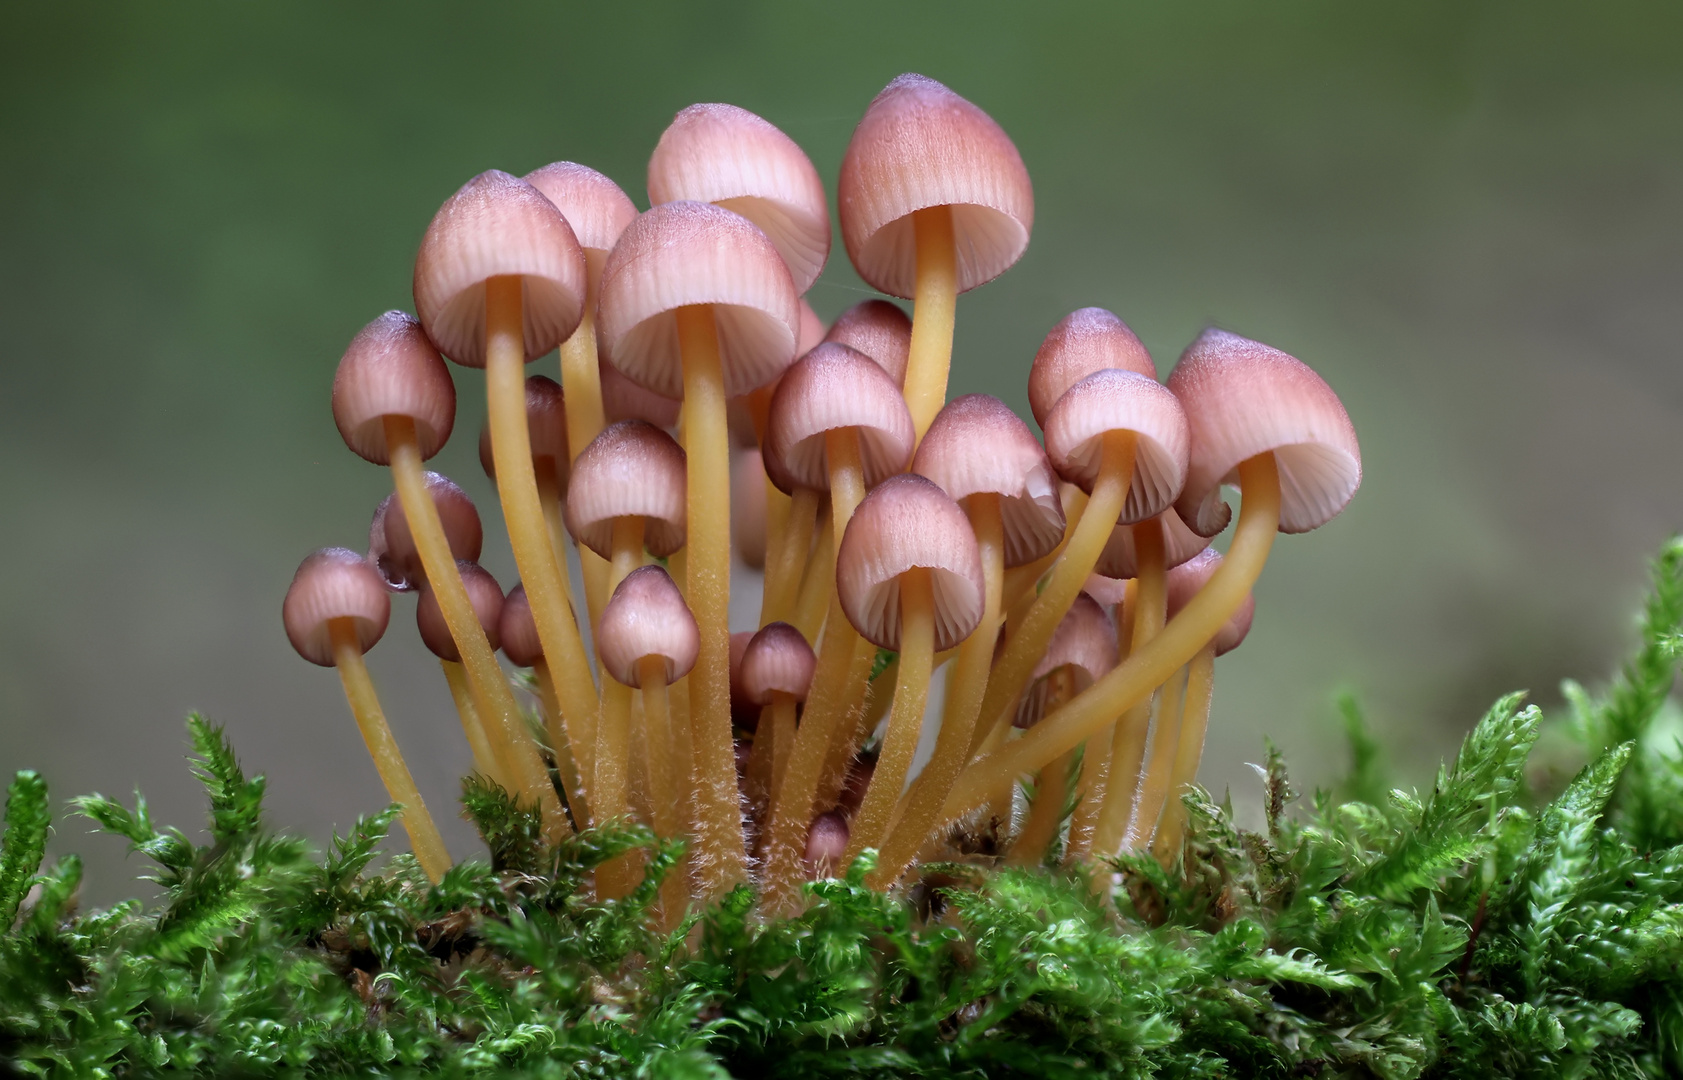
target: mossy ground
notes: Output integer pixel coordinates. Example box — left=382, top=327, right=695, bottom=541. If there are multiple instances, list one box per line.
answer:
left=4, top=540, right=1683, bottom=1079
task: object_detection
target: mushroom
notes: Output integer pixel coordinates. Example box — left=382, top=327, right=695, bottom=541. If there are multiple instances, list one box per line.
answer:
left=333, top=311, right=562, bottom=834
left=415, top=560, right=506, bottom=789
left=283, top=548, right=450, bottom=882
left=872, top=393, right=1064, bottom=888
left=499, top=583, right=591, bottom=827
left=822, top=299, right=912, bottom=388
left=943, top=329, right=1360, bottom=827
left=834, top=475, right=985, bottom=864
left=369, top=473, right=483, bottom=592
left=803, top=811, right=850, bottom=881
left=839, top=73, right=1033, bottom=439
left=732, top=448, right=770, bottom=571
left=565, top=419, right=687, bottom=593
left=478, top=374, right=571, bottom=574
left=1025, top=307, right=1155, bottom=429
left=594, top=565, right=699, bottom=904
left=414, top=170, right=599, bottom=828
left=738, top=622, right=816, bottom=825
left=597, top=199, right=802, bottom=897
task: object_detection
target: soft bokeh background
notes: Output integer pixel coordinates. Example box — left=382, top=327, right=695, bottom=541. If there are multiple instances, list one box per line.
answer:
left=3, top=1, right=1680, bottom=901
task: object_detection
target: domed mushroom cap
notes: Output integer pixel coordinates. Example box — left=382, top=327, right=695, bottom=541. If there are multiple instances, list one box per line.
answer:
left=1094, top=510, right=1211, bottom=580
left=838, top=73, right=1033, bottom=299
left=478, top=374, right=569, bottom=483
left=740, top=621, right=816, bottom=705
left=372, top=474, right=484, bottom=590
left=1165, top=548, right=1255, bottom=656
left=648, top=103, right=830, bottom=294
left=596, top=565, right=700, bottom=687
left=599, top=356, right=682, bottom=429
left=1082, top=572, right=1130, bottom=608
left=836, top=474, right=985, bottom=652
left=822, top=299, right=911, bottom=387
left=1167, top=328, right=1362, bottom=537
left=565, top=420, right=687, bottom=558
left=522, top=161, right=638, bottom=256
left=732, top=449, right=769, bottom=569
left=796, top=299, right=827, bottom=356
left=413, top=170, right=589, bottom=367
left=1027, top=307, right=1155, bottom=428
left=597, top=200, right=801, bottom=399
left=1042, top=369, right=1190, bottom=525
left=283, top=547, right=392, bottom=666
left=804, top=810, right=850, bottom=876
left=913, top=394, right=1064, bottom=568
left=499, top=584, right=544, bottom=668
left=1033, top=593, right=1118, bottom=685
left=417, top=561, right=503, bottom=662
left=763, top=343, right=915, bottom=494
left=333, top=311, right=457, bottom=465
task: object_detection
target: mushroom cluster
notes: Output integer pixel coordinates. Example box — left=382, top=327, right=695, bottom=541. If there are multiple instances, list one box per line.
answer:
left=282, top=74, right=1361, bottom=921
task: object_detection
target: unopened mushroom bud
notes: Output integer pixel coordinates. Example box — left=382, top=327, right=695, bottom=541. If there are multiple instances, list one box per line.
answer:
left=1166, top=548, right=1254, bottom=657
left=732, top=448, right=770, bottom=570
left=822, top=299, right=912, bottom=388
left=417, top=562, right=503, bottom=662
left=804, top=811, right=850, bottom=880
left=282, top=548, right=450, bottom=882
left=499, top=584, right=543, bottom=668
left=839, top=73, right=1033, bottom=437
left=594, top=565, right=700, bottom=901
left=599, top=356, right=682, bottom=429
left=373, top=475, right=484, bottom=591
left=565, top=419, right=687, bottom=593
left=739, top=622, right=816, bottom=820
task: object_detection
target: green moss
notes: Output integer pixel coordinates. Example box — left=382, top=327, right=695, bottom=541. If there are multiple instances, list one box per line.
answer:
left=4, top=540, right=1683, bottom=1078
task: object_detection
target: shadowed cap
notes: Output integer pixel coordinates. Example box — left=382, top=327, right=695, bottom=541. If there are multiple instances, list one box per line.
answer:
left=565, top=420, right=687, bottom=558
left=838, top=73, right=1033, bottom=299
left=763, top=343, right=915, bottom=494
left=804, top=810, right=850, bottom=877
left=597, top=201, right=801, bottom=399
left=522, top=161, right=638, bottom=255
left=648, top=103, right=830, bottom=294
left=283, top=547, right=392, bottom=666
left=1094, top=510, right=1211, bottom=580
left=1042, top=369, right=1190, bottom=524
left=413, top=170, right=588, bottom=367
left=913, top=394, right=1064, bottom=568
left=1033, top=593, right=1118, bottom=685
left=499, top=584, right=544, bottom=668
left=730, top=630, right=758, bottom=728
left=1082, top=573, right=1131, bottom=608
left=822, top=299, right=911, bottom=387
left=739, top=622, right=816, bottom=705
left=732, top=449, right=769, bottom=569
left=596, top=565, right=700, bottom=687
left=333, top=311, right=457, bottom=465
left=478, top=374, right=569, bottom=483
left=1028, top=307, right=1155, bottom=428
left=417, top=561, right=503, bottom=662
left=1165, top=548, right=1255, bottom=655
left=599, top=356, right=681, bottom=429
left=836, top=474, right=985, bottom=652
left=1167, top=328, right=1362, bottom=536
left=371, top=475, right=483, bottom=591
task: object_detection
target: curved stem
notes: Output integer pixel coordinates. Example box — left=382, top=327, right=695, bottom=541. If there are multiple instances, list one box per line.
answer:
left=1127, top=662, right=1189, bottom=852
left=486, top=276, right=598, bottom=837
left=594, top=678, right=636, bottom=899
left=440, top=659, right=502, bottom=788
left=1151, top=644, right=1215, bottom=864
left=792, top=513, right=835, bottom=645
left=330, top=618, right=450, bottom=883
left=532, top=660, right=587, bottom=828
left=845, top=568, right=934, bottom=861
left=675, top=303, right=747, bottom=897
left=385, top=414, right=561, bottom=835
left=813, top=644, right=888, bottom=816
left=904, top=205, right=956, bottom=443
left=871, top=493, right=1004, bottom=887
left=975, top=433, right=1137, bottom=750
left=941, top=453, right=1282, bottom=825
left=1006, top=665, right=1085, bottom=867
left=763, top=487, right=819, bottom=627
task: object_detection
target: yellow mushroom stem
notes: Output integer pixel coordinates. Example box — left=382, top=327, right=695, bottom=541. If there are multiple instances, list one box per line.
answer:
left=532, top=660, right=589, bottom=827
left=792, top=514, right=835, bottom=644
left=1088, top=521, right=1169, bottom=860
left=941, top=453, right=1282, bottom=825
left=844, top=568, right=935, bottom=862
left=440, top=659, right=503, bottom=789
left=533, top=460, right=571, bottom=582
left=812, top=649, right=890, bottom=816
left=1127, top=661, right=1190, bottom=852
left=903, top=205, right=957, bottom=443
left=593, top=678, right=636, bottom=899
left=485, top=276, right=598, bottom=832
left=975, top=432, right=1137, bottom=751
left=384, top=413, right=563, bottom=836
left=329, top=617, right=451, bottom=883
left=559, top=251, right=613, bottom=632
left=870, top=492, right=1004, bottom=888
left=636, top=653, right=687, bottom=927
left=608, top=515, right=645, bottom=595
left=674, top=303, right=748, bottom=898
left=763, top=488, right=819, bottom=626
left=1151, top=644, right=1216, bottom=865
left=742, top=699, right=782, bottom=827
left=1006, top=665, right=1085, bottom=867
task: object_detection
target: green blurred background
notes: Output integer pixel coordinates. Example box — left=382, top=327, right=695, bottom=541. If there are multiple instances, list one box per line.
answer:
left=3, top=1, right=1680, bottom=901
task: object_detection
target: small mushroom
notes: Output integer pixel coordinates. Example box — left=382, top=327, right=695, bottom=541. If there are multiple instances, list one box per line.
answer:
left=565, top=419, right=687, bottom=594
left=738, top=622, right=816, bottom=824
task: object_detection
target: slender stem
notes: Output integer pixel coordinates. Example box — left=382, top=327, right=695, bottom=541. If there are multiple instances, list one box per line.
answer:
left=824, top=427, right=866, bottom=544
left=975, top=433, right=1137, bottom=752
left=761, top=476, right=792, bottom=607
left=763, top=487, right=819, bottom=626
left=637, top=656, right=689, bottom=928
left=812, top=643, right=884, bottom=816
left=1151, top=645, right=1216, bottom=864
left=440, top=659, right=502, bottom=787
left=904, top=205, right=957, bottom=443
left=608, top=515, right=645, bottom=595
left=330, top=619, right=450, bottom=883
left=674, top=303, right=747, bottom=897
left=1127, top=663, right=1189, bottom=852
left=792, top=512, right=835, bottom=645
left=743, top=702, right=779, bottom=826
left=1089, top=520, right=1169, bottom=859
left=384, top=414, right=560, bottom=833
left=767, top=694, right=797, bottom=807
left=534, top=462, right=572, bottom=585
left=998, top=486, right=1088, bottom=633
left=845, top=568, right=934, bottom=861
left=941, top=453, right=1282, bottom=825
left=871, top=493, right=1004, bottom=887
left=594, top=677, right=636, bottom=899
left=1006, top=666, right=1086, bottom=866
left=559, top=281, right=606, bottom=463
left=533, top=661, right=587, bottom=828
left=485, top=276, right=597, bottom=839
